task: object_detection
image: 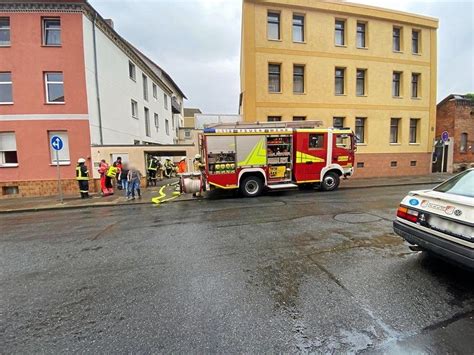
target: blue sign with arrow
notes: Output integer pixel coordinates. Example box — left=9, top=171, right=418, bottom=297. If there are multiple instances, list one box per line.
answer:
left=50, top=136, right=64, bottom=151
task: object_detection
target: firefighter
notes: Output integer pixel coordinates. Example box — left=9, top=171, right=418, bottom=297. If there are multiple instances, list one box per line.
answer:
left=76, top=158, right=90, bottom=199
left=193, top=154, right=205, bottom=172
left=177, top=157, right=187, bottom=174
left=163, top=157, right=175, bottom=178
left=193, top=154, right=206, bottom=197
left=105, top=163, right=119, bottom=195
left=147, top=156, right=159, bottom=186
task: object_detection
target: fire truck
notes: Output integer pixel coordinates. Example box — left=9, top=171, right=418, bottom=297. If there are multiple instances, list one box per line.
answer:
left=200, top=121, right=356, bottom=197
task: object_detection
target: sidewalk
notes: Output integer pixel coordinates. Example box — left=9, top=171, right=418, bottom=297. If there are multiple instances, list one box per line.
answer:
left=0, top=173, right=454, bottom=213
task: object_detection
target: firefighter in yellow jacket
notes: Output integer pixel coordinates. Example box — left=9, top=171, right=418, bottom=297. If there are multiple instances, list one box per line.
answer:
left=76, top=158, right=90, bottom=199
left=193, top=154, right=206, bottom=197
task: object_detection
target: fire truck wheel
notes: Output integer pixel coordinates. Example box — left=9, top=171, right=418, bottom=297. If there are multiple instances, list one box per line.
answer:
left=321, top=171, right=340, bottom=191
left=240, top=176, right=263, bottom=197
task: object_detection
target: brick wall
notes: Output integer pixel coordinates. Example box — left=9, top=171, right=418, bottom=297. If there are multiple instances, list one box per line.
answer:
left=436, top=99, right=474, bottom=166
left=353, top=152, right=431, bottom=178
left=0, top=176, right=149, bottom=199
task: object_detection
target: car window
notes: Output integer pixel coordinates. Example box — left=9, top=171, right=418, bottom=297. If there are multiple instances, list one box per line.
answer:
left=309, top=134, right=324, bottom=149
left=433, top=170, right=474, bottom=198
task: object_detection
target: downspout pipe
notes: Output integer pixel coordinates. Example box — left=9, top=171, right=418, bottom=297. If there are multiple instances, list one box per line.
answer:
left=92, top=11, right=104, bottom=145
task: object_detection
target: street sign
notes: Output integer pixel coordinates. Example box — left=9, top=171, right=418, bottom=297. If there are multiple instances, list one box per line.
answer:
left=441, top=131, right=449, bottom=142
left=50, top=135, right=64, bottom=203
left=50, top=135, right=64, bottom=151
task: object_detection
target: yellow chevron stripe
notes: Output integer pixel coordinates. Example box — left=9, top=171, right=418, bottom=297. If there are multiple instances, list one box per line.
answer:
left=296, top=151, right=325, bottom=164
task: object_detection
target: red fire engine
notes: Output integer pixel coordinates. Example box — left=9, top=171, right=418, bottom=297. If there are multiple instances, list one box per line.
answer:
left=200, top=122, right=356, bottom=197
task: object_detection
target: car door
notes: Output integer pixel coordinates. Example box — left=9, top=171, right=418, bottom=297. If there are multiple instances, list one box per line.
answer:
left=294, top=132, right=327, bottom=183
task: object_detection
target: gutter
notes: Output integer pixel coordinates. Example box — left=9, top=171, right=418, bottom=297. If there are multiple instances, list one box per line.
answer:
left=92, top=11, right=104, bottom=145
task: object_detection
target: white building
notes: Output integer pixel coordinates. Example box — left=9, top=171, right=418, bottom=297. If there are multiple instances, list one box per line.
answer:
left=82, top=17, right=186, bottom=147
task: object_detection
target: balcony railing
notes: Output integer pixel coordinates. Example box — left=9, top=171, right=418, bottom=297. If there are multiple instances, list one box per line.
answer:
left=171, top=97, right=182, bottom=114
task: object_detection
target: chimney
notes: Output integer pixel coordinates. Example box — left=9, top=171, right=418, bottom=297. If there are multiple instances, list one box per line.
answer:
left=104, top=19, right=114, bottom=29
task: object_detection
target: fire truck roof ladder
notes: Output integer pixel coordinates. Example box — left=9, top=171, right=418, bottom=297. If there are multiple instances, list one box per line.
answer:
left=206, top=120, right=324, bottom=130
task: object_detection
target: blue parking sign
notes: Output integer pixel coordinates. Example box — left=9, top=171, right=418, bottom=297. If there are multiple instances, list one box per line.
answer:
left=50, top=136, right=64, bottom=151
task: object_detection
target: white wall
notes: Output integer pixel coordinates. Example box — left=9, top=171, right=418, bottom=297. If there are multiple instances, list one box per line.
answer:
left=83, top=15, right=176, bottom=145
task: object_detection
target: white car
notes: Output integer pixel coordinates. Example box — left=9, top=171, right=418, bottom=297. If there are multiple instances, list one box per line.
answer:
left=393, top=168, right=474, bottom=270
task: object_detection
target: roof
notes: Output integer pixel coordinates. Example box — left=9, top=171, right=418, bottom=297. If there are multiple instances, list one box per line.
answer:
left=129, top=44, right=187, bottom=99
left=438, top=94, right=474, bottom=107
left=184, top=108, right=202, bottom=117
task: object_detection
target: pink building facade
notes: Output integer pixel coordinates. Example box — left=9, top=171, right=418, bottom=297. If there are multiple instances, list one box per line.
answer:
left=0, top=2, right=91, bottom=197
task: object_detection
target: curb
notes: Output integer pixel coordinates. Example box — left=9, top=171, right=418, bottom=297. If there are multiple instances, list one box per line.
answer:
left=0, top=179, right=443, bottom=214
left=339, top=179, right=444, bottom=190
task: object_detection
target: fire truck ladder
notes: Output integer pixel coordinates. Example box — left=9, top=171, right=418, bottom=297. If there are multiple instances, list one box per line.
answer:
left=205, top=120, right=324, bottom=130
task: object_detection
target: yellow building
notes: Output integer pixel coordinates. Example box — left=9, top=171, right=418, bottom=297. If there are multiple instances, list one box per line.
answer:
left=240, top=0, right=438, bottom=178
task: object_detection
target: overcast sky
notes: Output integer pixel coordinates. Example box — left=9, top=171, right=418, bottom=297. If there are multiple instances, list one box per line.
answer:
left=89, top=0, right=474, bottom=114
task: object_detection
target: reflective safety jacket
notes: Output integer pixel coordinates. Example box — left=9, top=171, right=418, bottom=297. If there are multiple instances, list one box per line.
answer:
left=164, top=160, right=174, bottom=169
left=76, top=164, right=89, bottom=181
left=193, top=160, right=205, bottom=173
left=106, top=166, right=118, bottom=178
left=148, top=159, right=158, bottom=171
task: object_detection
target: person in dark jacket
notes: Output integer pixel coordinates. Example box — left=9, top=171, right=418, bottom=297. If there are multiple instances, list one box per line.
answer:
left=76, top=158, right=90, bottom=199
left=120, top=163, right=130, bottom=197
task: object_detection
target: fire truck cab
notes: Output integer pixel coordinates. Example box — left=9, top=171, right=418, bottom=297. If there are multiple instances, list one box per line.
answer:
left=201, top=122, right=355, bottom=197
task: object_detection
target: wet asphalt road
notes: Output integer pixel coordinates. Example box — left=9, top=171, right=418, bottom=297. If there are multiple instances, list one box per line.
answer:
left=1, top=184, right=473, bottom=353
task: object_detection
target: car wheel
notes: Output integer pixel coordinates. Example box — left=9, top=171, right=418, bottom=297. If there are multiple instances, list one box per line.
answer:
left=320, top=172, right=340, bottom=191
left=240, top=176, right=263, bottom=197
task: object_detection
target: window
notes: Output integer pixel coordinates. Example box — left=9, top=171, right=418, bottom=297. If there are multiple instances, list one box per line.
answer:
left=335, top=68, right=345, bottom=95
left=391, top=161, right=398, bottom=167
left=390, top=118, right=400, bottom=143
left=45, top=72, right=64, bottom=103
left=144, top=107, right=150, bottom=137
left=153, top=83, right=157, bottom=99
left=356, top=22, right=366, bottom=48
left=129, top=62, right=136, bottom=81
left=131, top=100, right=138, bottom=119
left=154, top=113, right=159, bottom=130
left=392, top=72, right=401, bottom=97
left=268, top=64, right=281, bottom=93
left=333, top=117, right=344, bottom=129
left=164, top=93, right=168, bottom=109
left=48, top=131, right=70, bottom=164
left=460, top=133, right=468, bottom=152
left=293, top=14, right=304, bottom=42
left=184, top=129, right=192, bottom=139
left=0, top=72, right=13, bottom=104
left=412, top=30, right=420, bottom=54
left=335, top=20, right=345, bottom=45
left=0, top=132, right=18, bottom=166
left=357, top=162, right=364, bottom=168
left=267, top=12, right=280, bottom=40
left=43, top=18, right=61, bottom=46
left=293, top=65, right=304, bottom=93
left=393, top=27, right=401, bottom=52
left=0, top=18, right=10, bottom=46
left=267, top=116, right=281, bottom=122
left=356, top=69, right=366, bottom=96
left=333, top=117, right=344, bottom=144
left=165, top=119, right=170, bottom=135
left=410, top=161, right=417, bottom=167
left=355, top=117, right=366, bottom=143
left=142, top=74, right=148, bottom=101
left=409, top=118, right=419, bottom=143
left=411, top=73, right=420, bottom=98
left=293, top=116, right=306, bottom=121
left=309, top=134, right=324, bottom=149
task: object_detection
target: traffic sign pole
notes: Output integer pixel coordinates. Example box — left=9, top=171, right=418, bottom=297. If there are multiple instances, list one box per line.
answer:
left=55, top=149, right=63, bottom=203
left=50, top=135, right=64, bottom=204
